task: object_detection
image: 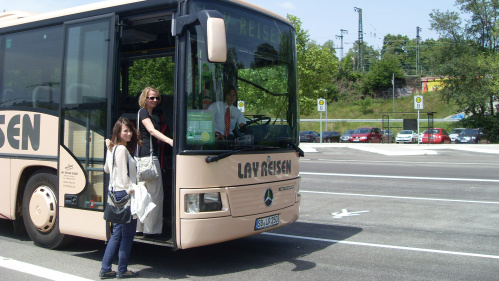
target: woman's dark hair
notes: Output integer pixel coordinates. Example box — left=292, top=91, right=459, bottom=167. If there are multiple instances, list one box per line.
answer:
left=109, top=117, right=141, bottom=154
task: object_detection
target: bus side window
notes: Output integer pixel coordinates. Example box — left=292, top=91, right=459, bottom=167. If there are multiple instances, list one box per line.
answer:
left=0, top=89, right=15, bottom=106
left=67, top=83, right=93, bottom=105
left=32, top=85, right=60, bottom=110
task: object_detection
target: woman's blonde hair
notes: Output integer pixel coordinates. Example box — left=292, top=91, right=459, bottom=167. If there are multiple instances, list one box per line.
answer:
left=138, top=86, right=161, bottom=108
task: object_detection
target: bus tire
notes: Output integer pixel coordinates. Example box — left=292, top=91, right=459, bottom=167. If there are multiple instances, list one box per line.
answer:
left=22, top=171, right=72, bottom=249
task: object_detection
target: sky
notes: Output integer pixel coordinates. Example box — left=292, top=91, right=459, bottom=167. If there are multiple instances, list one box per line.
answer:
left=2, top=0, right=463, bottom=56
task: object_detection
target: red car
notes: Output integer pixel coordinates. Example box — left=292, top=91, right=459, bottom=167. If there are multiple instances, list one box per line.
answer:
left=349, top=127, right=383, bottom=143
left=421, top=128, right=451, bottom=144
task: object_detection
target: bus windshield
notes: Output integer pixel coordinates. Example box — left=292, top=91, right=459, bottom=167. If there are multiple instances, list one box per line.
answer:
left=185, top=0, right=298, bottom=151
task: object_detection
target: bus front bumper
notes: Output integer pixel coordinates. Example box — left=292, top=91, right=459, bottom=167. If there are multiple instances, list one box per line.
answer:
left=178, top=202, right=300, bottom=249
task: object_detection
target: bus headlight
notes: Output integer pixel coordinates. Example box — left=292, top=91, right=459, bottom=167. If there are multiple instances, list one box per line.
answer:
left=185, top=193, right=223, bottom=213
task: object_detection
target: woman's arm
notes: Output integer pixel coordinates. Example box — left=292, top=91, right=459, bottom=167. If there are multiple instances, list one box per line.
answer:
left=142, top=118, right=173, bottom=146
left=104, top=149, right=111, bottom=174
left=104, top=140, right=111, bottom=173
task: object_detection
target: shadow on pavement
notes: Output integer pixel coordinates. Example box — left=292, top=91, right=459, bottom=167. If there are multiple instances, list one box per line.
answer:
left=1, top=219, right=361, bottom=279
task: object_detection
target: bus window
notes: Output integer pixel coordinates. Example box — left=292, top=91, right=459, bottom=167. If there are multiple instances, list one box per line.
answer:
left=1, top=26, right=63, bottom=110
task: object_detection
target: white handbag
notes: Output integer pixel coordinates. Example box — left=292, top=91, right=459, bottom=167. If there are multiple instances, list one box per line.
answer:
left=136, top=109, right=159, bottom=182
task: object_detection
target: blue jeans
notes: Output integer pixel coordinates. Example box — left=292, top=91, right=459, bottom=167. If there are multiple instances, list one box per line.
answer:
left=101, top=190, right=137, bottom=274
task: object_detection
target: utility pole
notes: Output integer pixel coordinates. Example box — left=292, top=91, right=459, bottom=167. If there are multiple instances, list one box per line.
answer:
left=335, top=29, right=348, bottom=60
left=354, top=7, right=363, bottom=72
left=416, top=26, right=422, bottom=75
left=392, top=73, right=395, bottom=113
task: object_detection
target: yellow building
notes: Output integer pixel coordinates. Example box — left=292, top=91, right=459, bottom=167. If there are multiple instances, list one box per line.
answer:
left=421, top=77, right=447, bottom=93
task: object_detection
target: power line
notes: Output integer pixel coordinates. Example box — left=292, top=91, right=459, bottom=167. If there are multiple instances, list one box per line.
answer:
left=416, top=26, right=422, bottom=75
left=335, top=29, right=348, bottom=60
left=354, top=7, right=363, bottom=72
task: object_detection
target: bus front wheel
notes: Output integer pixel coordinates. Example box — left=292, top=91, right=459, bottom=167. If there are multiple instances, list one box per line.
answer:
left=22, top=171, right=72, bottom=249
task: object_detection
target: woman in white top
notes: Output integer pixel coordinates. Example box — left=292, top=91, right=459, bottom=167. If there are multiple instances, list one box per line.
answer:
left=100, top=117, right=140, bottom=279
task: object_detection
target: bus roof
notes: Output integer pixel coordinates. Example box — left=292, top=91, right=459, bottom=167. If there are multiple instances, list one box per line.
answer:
left=229, top=0, right=290, bottom=24
left=0, top=11, right=40, bottom=24
left=0, top=0, right=291, bottom=30
left=0, top=0, right=145, bottom=29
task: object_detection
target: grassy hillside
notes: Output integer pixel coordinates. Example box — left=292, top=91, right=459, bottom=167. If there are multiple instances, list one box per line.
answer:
left=300, top=91, right=461, bottom=135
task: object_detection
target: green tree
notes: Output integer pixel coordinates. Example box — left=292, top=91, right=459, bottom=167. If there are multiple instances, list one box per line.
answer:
left=419, top=38, right=441, bottom=76
left=287, top=15, right=338, bottom=115
left=332, top=52, right=363, bottom=102
left=364, top=53, right=404, bottom=95
left=322, top=40, right=337, bottom=57
left=128, top=57, right=175, bottom=95
left=456, top=0, right=499, bottom=51
left=350, top=41, right=379, bottom=72
left=381, top=34, right=409, bottom=57
left=429, top=0, right=499, bottom=116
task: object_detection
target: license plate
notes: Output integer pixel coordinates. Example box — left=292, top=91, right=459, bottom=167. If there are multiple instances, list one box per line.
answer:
left=353, top=139, right=359, bottom=142
left=255, top=214, right=279, bottom=230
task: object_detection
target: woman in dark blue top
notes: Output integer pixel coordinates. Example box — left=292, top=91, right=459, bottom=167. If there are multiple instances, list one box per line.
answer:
left=136, top=87, right=173, bottom=236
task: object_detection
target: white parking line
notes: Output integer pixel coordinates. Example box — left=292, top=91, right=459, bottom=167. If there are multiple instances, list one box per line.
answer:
left=263, top=233, right=499, bottom=260
left=305, top=158, right=499, bottom=167
left=0, top=256, right=93, bottom=281
left=300, top=190, right=499, bottom=205
left=300, top=171, right=499, bottom=183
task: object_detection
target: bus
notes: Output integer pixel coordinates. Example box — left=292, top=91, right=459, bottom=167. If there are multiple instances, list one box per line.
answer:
left=0, top=0, right=301, bottom=250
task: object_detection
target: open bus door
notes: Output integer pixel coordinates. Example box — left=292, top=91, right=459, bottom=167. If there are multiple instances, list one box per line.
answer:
left=58, top=13, right=117, bottom=242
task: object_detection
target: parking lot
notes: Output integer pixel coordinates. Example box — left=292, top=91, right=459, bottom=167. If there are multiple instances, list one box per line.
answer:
left=300, top=142, right=499, bottom=156
left=1, top=143, right=498, bottom=280
left=294, top=143, right=499, bottom=279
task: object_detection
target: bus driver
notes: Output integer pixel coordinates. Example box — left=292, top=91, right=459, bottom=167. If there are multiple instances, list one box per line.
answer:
left=206, top=86, right=246, bottom=140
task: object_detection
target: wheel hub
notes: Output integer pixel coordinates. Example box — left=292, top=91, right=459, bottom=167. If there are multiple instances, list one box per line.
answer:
left=29, top=186, right=57, bottom=233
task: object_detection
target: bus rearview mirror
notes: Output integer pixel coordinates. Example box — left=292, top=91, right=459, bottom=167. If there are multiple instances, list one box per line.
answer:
left=206, top=17, right=227, bottom=63
left=173, top=10, right=227, bottom=63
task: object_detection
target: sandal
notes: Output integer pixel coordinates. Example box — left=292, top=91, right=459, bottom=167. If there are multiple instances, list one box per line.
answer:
left=117, top=270, right=139, bottom=278
left=99, top=270, right=116, bottom=279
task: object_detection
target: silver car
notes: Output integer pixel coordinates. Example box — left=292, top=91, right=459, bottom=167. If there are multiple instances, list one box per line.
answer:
left=340, top=129, right=355, bottom=143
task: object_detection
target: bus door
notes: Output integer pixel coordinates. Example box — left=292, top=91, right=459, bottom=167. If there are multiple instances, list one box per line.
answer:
left=117, top=8, right=178, bottom=246
left=58, top=14, right=117, bottom=240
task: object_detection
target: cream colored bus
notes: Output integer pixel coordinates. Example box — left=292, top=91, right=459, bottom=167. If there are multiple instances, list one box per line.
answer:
left=0, top=0, right=302, bottom=250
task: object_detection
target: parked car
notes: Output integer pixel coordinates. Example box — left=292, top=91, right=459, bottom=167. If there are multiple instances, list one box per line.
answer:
left=421, top=128, right=451, bottom=144
left=382, top=129, right=395, bottom=143
left=449, top=128, right=466, bottom=142
left=340, top=129, right=355, bottom=143
left=300, top=131, right=320, bottom=142
left=396, top=130, right=418, bottom=143
left=349, top=127, right=383, bottom=143
left=322, top=131, right=341, bottom=143
left=455, top=128, right=489, bottom=144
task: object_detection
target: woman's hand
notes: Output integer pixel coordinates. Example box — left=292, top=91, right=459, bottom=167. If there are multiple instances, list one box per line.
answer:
left=105, top=139, right=111, bottom=148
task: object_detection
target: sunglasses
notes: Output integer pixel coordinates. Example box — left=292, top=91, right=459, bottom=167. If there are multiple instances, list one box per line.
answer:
left=147, top=96, right=160, bottom=101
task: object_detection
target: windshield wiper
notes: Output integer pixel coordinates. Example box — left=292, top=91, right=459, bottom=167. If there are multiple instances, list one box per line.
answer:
left=285, top=141, right=304, bottom=157
left=205, top=145, right=278, bottom=163
left=238, top=77, right=287, bottom=97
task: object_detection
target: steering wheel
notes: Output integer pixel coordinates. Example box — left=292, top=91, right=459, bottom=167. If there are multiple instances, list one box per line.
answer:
left=240, top=116, right=271, bottom=132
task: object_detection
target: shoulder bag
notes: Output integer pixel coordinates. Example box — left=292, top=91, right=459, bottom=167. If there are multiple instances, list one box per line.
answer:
left=103, top=146, right=132, bottom=224
left=136, top=109, right=159, bottom=182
